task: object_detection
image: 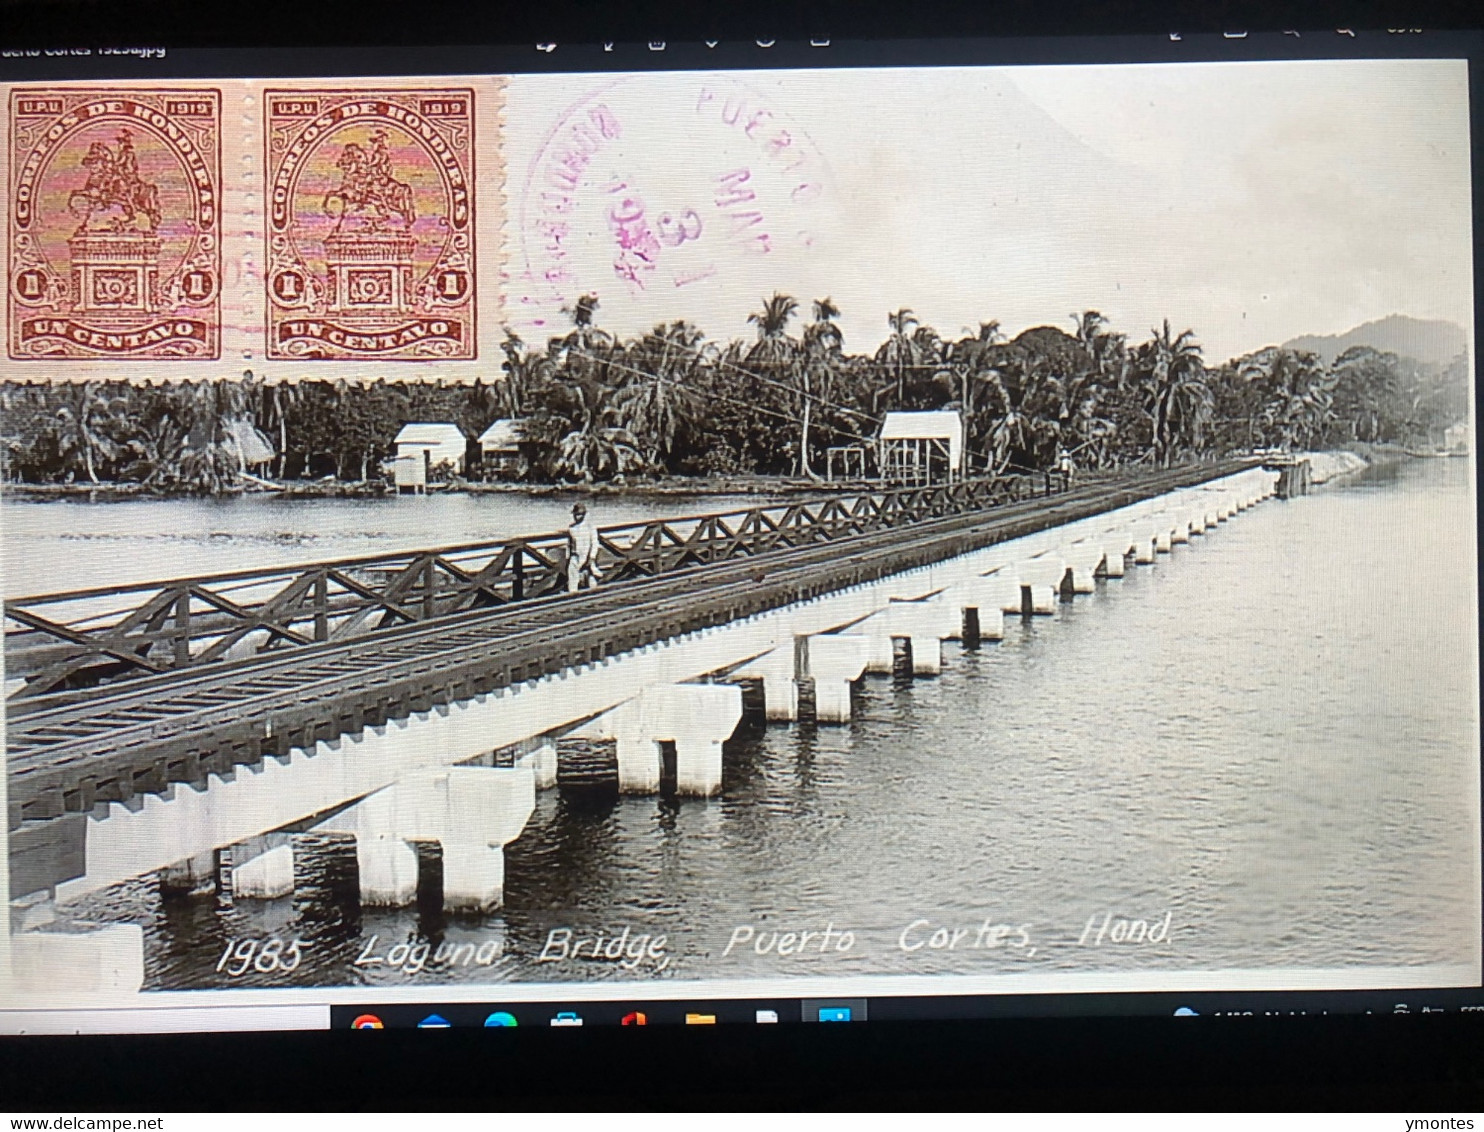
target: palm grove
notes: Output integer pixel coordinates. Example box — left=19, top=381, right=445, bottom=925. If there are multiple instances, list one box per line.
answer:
left=1, top=295, right=1467, bottom=492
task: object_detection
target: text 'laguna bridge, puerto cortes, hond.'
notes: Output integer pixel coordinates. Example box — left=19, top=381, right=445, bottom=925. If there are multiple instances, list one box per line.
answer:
left=3, top=460, right=1281, bottom=996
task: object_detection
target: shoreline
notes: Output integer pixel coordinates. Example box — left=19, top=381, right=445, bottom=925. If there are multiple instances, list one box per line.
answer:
left=0, top=447, right=1441, bottom=503
left=0, top=474, right=832, bottom=504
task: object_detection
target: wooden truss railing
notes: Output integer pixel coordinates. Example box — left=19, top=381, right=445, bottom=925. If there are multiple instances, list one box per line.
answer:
left=4, top=474, right=1049, bottom=700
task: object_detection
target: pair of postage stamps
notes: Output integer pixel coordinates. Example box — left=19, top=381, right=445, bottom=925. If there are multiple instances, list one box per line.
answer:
left=6, top=86, right=480, bottom=363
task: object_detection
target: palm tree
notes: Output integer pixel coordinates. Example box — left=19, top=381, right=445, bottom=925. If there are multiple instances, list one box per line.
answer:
left=746, top=292, right=805, bottom=473
left=257, top=374, right=301, bottom=479
left=119, top=413, right=190, bottom=488
left=746, top=292, right=800, bottom=358
left=1067, top=312, right=1135, bottom=467
left=1330, top=345, right=1401, bottom=443
left=875, top=308, right=920, bottom=410
left=557, top=293, right=612, bottom=350
left=978, top=369, right=1033, bottom=474
left=1135, top=320, right=1210, bottom=466
left=618, top=320, right=707, bottom=468
left=551, top=372, right=644, bottom=483
left=49, top=381, right=140, bottom=484
left=1259, top=348, right=1335, bottom=450
left=1072, top=309, right=1105, bottom=348
left=551, top=293, right=618, bottom=387
left=797, top=297, right=845, bottom=479
left=948, top=321, right=1003, bottom=467
left=498, top=328, right=533, bottom=418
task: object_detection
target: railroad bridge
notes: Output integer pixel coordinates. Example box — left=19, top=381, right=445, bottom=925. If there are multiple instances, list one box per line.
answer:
left=3, top=461, right=1278, bottom=995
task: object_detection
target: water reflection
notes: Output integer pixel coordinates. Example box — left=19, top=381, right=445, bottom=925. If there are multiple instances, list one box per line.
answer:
left=57, top=459, right=1482, bottom=988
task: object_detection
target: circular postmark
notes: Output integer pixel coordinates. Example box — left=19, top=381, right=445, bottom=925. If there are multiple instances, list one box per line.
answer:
left=512, top=73, right=836, bottom=338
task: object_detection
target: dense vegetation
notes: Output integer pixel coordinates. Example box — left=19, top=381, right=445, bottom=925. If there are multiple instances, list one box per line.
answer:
left=1, top=295, right=1468, bottom=492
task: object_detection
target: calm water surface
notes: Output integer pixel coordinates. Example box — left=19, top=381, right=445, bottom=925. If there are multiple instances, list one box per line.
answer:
left=0, top=490, right=769, bottom=594
left=33, top=460, right=1484, bottom=989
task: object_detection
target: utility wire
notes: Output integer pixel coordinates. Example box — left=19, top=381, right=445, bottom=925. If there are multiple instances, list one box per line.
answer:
left=564, top=342, right=1047, bottom=477
left=565, top=346, right=886, bottom=453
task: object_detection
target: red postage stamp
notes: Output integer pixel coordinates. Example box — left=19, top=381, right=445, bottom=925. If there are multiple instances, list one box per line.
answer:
left=7, top=88, right=222, bottom=361
left=265, top=88, right=477, bottom=361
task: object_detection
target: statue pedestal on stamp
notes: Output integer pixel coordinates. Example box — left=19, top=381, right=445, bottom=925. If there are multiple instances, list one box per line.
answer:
left=67, top=232, right=163, bottom=314
left=324, top=231, right=416, bottom=313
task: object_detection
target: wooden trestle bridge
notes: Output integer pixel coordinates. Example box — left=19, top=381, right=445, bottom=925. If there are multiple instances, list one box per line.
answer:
left=5, top=462, right=1254, bottom=897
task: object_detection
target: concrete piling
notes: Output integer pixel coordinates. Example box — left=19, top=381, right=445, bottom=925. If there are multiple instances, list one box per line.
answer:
left=806, top=634, right=870, bottom=723
left=231, top=835, right=294, bottom=900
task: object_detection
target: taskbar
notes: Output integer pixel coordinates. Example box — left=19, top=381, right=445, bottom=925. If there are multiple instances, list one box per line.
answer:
left=6, top=988, right=1483, bottom=1034
left=334, top=987, right=1484, bottom=1029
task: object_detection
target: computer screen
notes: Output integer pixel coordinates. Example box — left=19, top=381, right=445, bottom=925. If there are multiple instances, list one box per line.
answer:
left=1, top=25, right=1480, bottom=1040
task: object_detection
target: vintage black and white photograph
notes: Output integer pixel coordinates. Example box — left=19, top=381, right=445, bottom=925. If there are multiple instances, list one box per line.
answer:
left=1, top=58, right=1478, bottom=1002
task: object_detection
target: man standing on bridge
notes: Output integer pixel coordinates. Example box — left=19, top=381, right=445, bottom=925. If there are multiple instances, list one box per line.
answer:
left=566, top=502, right=600, bottom=592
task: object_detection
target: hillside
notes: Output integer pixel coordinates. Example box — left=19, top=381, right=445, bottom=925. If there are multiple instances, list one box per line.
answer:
left=1283, top=315, right=1468, bottom=366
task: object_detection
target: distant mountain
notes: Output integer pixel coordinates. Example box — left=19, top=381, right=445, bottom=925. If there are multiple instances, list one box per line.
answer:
left=1282, top=315, right=1468, bottom=366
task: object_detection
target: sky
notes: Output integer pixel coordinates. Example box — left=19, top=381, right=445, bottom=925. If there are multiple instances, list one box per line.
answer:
left=504, top=59, right=1473, bottom=365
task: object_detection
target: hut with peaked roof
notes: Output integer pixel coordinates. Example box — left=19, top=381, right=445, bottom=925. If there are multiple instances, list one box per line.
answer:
left=478, top=418, right=527, bottom=478
left=392, top=422, right=466, bottom=492
left=878, top=410, right=964, bottom=484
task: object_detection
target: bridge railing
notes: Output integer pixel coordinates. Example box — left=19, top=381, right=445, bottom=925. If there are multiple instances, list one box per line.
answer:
left=3, top=473, right=1056, bottom=700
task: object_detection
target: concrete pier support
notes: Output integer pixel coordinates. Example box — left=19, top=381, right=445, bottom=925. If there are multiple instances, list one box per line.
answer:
left=11, top=923, right=145, bottom=996
left=857, top=625, right=896, bottom=674
left=1128, top=525, right=1155, bottom=564
left=441, top=843, right=506, bottom=913
left=516, top=739, right=558, bottom=790
left=1101, top=540, right=1128, bottom=577
left=730, top=640, right=801, bottom=721
left=889, top=602, right=946, bottom=674
left=617, top=737, right=661, bottom=793
left=1171, top=515, right=1191, bottom=544
left=734, top=643, right=801, bottom=720
left=806, top=635, right=869, bottom=723
left=1027, top=584, right=1058, bottom=614
left=160, top=851, right=218, bottom=900
left=763, top=672, right=800, bottom=722
left=972, top=602, right=1006, bottom=640
left=988, top=572, right=1026, bottom=615
left=1017, top=557, right=1065, bottom=614
left=320, top=765, right=536, bottom=909
left=675, top=736, right=726, bottom=796
left=355, top=835, right=420, bottom=906
left=1018, top=555, right=1066, bottom=586
left=908, top=638, right=941, bottom=676
left=1061, top=545, right=1102, bottom=593
left=231, top=835, right=294, bottom=900
left=931, top=575, right=1003, bottom=637
left=654, top=684, right=743, bottom=796
left=586, top=683, right=743, bottom=797
left=1188, top=509, right=1207, bottom=535
left=1154, top=518, right=1174, bottom=554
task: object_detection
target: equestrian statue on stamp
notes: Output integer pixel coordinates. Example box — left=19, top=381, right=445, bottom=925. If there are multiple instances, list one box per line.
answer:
left=324, top=129, right=416, bottom=234
left=67, top=129, right=162, bottom=236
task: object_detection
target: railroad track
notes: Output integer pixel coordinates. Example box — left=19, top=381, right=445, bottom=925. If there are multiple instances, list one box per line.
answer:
left=6, top=462, right=1251, bottom=833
